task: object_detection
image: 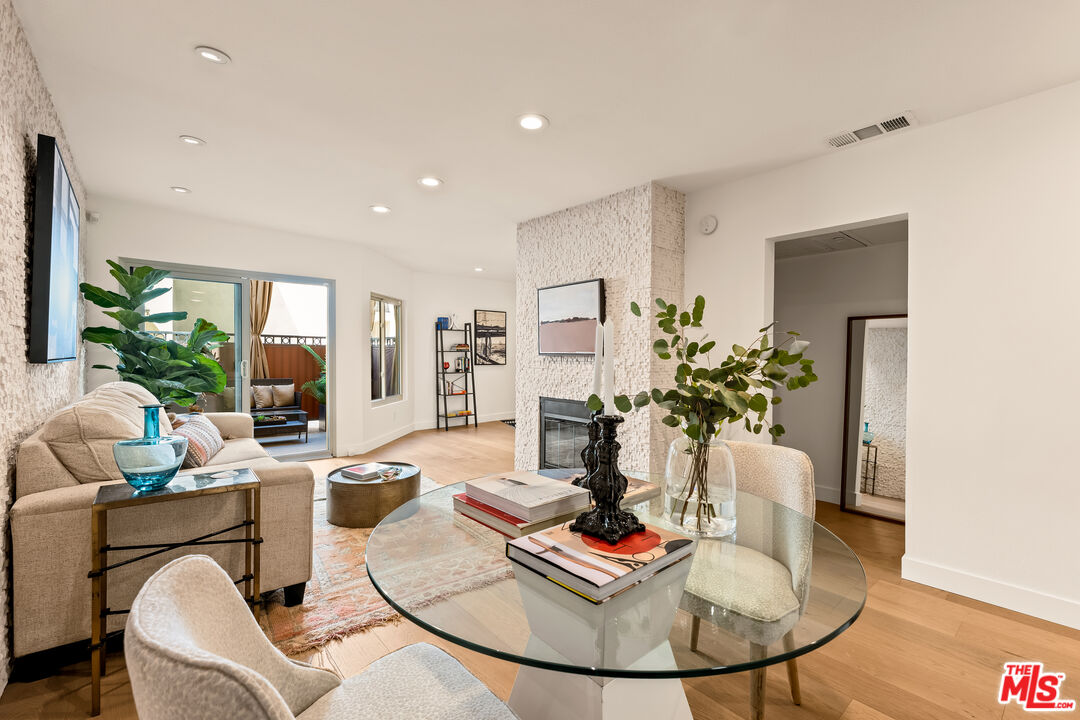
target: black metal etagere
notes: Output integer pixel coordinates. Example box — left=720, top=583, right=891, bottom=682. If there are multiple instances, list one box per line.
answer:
left=435, top=322, right=478, bottom=430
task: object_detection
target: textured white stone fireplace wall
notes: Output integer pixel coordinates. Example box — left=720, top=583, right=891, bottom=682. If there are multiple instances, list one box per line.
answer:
left=515, top=182, right=684, bottom=473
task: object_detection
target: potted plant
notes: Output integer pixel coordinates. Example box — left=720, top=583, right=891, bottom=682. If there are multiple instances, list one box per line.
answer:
left=81, top=261, right=229, bottom=407
left=589, top=296, right=818, bottom=536
left=300, top=344, right=327, bottom=431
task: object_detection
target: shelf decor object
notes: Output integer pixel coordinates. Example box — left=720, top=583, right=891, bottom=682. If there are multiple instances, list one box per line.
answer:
left=574, top=410, right=602, bottom=489
left=112, top=404, right=187, bottom=492
left=861, top=420, right=875, bottom=445
left=569, top=414, right=644, bottom=544
left=435, top=321, right=479, bottom=430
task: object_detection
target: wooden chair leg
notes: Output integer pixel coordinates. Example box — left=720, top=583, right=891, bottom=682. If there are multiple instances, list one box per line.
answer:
left=783, top=631, right=801, bottom=705
left=750, top=642, right=767, bottom=720
left=690, top=615, right=701, bottom=652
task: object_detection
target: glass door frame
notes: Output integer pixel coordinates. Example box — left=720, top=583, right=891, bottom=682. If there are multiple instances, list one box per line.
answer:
left=120, top=257, right=336, bottom=458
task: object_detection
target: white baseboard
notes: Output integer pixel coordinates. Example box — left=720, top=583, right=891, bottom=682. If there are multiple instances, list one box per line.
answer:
left=815, top=484, right=841, bottom=504
left=902, top=555, right=1080, bottom=630
left=346, top=411, right=516, bottom=455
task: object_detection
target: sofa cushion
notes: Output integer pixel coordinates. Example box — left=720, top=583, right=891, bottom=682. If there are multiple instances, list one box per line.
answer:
left=252, top=386, right=274, bottom=409
left=271, top=383, right=295, bottom=407
left=39, top=382, right=174, bottom=483
left=208, top=438, right=271, bottom=466
left=171, top=416, right=225, bottom=468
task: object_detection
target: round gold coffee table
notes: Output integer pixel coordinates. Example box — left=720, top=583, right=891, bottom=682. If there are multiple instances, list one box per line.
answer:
left=326, top=462, right=421, bottom=528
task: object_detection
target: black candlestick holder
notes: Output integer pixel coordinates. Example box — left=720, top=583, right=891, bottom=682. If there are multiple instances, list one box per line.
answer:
left=569, top=414, right=645, bottom=544
left=573, top=410, right=602, bottom=488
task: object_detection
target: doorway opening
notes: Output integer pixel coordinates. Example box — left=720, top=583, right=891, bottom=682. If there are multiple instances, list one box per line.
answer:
left=129, top=258, right=334, bottom=461
left=770, top=216, right=908, bottom=521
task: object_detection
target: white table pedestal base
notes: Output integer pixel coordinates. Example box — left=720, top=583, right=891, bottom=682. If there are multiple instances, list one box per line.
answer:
left=508, top=664, right=691, bottom=720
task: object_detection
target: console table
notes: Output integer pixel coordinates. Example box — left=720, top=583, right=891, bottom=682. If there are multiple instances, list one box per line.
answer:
left=88, top=469, right=262, bottom=715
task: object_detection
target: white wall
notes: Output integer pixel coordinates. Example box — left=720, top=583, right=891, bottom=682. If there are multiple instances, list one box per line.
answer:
left=773, top=243, right=908, bottom=503
left=685, top=80, right=1080, bottom=629
left=408, top=272, right=516, bottom=432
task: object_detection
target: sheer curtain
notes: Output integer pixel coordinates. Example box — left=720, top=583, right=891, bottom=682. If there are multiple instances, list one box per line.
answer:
left=250, top=280, right=273, bottom=379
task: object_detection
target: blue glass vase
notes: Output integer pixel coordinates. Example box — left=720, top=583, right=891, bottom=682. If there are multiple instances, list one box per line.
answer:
left=862, top=420, right=875, bottom=446
left=113, top=404, right=187, bottom=492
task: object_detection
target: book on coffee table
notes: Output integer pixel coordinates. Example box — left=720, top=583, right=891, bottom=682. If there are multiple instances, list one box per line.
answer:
left=340, top=462, right=392, bottom=481
left=465, top=470, right=590, bottom=522
left=506, top=522, right=695, bottom=603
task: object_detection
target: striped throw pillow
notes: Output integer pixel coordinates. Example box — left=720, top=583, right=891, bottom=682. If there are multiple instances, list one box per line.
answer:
left=170, top=415, right=225, bottom=468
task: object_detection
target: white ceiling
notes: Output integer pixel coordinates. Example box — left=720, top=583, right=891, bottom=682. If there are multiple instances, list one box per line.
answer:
left=14, top=1, right=1080, bottom=278
left=775, top=219, right=907, bottom=260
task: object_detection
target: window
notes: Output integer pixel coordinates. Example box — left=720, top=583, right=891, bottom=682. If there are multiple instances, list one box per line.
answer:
left=371, top=295, right=402, bottom=401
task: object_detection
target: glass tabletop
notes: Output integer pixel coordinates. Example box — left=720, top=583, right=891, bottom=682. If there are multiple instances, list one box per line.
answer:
left=366, top=473, right=866, bottom=679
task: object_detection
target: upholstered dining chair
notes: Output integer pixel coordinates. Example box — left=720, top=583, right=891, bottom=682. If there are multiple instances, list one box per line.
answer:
left=681, top=440, right=815, bottom=720
left=125, top=555, right=517, bottom=720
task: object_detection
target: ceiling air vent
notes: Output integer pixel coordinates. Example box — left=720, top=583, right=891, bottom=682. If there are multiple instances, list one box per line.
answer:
left=827, top=132, right=858, bottom=148
left=827, top=111, right=917, bottom=149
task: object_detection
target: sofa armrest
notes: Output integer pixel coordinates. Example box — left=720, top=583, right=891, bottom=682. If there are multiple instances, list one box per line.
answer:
left=203, top=412, right=254, bottom=439
left=10, top=481, right=114, bottom=517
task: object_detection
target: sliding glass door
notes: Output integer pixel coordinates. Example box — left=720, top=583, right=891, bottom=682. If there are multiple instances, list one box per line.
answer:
left=142, top=274, right=248, bottom=413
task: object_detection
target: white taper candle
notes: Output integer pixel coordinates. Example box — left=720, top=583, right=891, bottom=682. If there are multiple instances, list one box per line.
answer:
left=591, top=321, right=604, bottom=401
left=602, top=320, right=615, bottom=413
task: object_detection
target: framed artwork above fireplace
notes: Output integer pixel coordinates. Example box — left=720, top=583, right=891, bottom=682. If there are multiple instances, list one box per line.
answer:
left=537, top=278, right=604, bottom=355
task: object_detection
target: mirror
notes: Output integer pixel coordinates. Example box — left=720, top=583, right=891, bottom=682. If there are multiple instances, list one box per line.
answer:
left=840, top=315, right=908, bottom=520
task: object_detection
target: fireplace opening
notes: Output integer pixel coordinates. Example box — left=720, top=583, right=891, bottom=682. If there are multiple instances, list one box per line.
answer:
left=538, top=396, right=591, bottom=469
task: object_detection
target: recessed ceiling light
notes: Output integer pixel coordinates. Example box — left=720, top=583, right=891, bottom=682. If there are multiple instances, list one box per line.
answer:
left=370, top=204, right=391, bottom=214
left=417, top=176, right=443, bottom=188
left=194, top=46, right=230, bottom=64
left=474, top=267, right=484, bottom=272
left=517, top=113, right=548, bottom=131
left=178, top=135, right=205, bottom=146
left=171, top=186, right=191, bottom=194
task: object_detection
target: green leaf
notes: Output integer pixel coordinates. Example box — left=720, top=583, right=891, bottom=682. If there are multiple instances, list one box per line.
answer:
left=692, top=295, right=705, bottom=324
left=105, top=309, right=145, bottom=331
left=633, top=391, right=650, bottom=408
left=685, top=423, right=701, bottom=441
left=653, top=338, right=669, bottom=352
left=630, top=301, right=641, bottom=317
left=655, top=298, right=667, bottom=310
left=748, top=393, right=768, bottom=413
left=586, top=394, right=603, bottom=412
left=141, top=311, right=188, bottom=326
left=662, top=414, right=680, bottom=427
left=679, top=311, right=691, bottom=326
left=614, top=395, right=633, bottom=413
left=651, top=388, right=664, bottom=404
left=762, top=362, right=788, bottom=380
left=732, top=344, right=746, bottom=356
left=686, top=341, right=699, bottom=358
left=91, top=364, right=114, bottom=370
left=771, top=396, right=782, bottom=405
left=82, top=326, right=123, bottom=344
left=758, top=321, right=777, bottom=333
left=657, top=352, right=671, bottom=360
left=79, top=283, right=131, bottom=310
left=753, top=423, right=762, bottom=434
left=786, top=377, right=801, bottom=390
left=699, top=340, right=715, bottom=354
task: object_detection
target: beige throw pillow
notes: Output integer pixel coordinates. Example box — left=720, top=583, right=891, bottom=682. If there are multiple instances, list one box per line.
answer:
left=252, top=385, right=274, bottom=409
left=271, top=383, right=295, bottom=407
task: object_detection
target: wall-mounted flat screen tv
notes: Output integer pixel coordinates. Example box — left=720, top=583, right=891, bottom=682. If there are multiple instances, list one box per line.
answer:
left=537, top=278, right=605, bottom=355
left=29, top=134, right=80, bottom=363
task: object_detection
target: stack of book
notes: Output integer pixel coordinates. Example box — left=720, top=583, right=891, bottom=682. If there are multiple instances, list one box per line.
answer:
left=339, top=462, right=392, bottom=481
left=454, top=470, right=590, bottom=537
left=453, top=470, right=660, bottom=537
left=507, top=523, right=695, bottom=603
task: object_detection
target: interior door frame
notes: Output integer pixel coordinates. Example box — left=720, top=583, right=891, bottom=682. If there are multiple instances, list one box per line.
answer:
left=839, top=313, right=908, bottom=521
left=121, top=257, right=337, bottom=457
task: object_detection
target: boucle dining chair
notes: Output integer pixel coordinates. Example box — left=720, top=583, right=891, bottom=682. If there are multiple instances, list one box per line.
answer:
left=682, top=440, right=815, bottom=720
left=125, top=555, right=517, bottom=720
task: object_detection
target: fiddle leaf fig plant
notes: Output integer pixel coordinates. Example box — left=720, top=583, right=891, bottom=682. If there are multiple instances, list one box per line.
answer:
left=81, top=261, right=229, bottom=406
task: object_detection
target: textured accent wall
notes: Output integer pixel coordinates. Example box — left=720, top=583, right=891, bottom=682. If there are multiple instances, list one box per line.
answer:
left=0, top=0, right=85, bottom=687
left=515, top=182, right=684, bottom=473
left=863, top=327, right=907, bottom=499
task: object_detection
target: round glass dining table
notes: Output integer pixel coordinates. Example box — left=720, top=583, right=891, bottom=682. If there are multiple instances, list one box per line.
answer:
left=366, top=472, right=866, bottom=720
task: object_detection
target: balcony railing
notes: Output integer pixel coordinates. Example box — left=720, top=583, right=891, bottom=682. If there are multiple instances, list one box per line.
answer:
left=142, top=331, right=326, bottom=346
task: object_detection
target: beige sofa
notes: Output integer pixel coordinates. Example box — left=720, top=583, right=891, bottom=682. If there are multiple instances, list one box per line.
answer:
left=10, top=382, right=314, bottom=659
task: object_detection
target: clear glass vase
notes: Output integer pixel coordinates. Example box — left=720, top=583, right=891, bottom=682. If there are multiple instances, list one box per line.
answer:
left=113, top=404, right=187, bottom=492
left=663, top=435, right=736, bottom=537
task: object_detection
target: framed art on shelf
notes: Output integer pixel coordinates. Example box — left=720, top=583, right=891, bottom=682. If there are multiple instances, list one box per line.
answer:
left=537, top=278, right=605, bottom=355
left=474, top=309, right=507, bottom=365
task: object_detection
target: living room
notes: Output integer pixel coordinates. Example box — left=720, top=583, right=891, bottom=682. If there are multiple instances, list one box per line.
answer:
left=2, top=2, right=1079, bottom=719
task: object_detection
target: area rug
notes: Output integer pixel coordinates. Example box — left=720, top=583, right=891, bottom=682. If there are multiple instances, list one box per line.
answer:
left=259, top=477, right=512, bottom=655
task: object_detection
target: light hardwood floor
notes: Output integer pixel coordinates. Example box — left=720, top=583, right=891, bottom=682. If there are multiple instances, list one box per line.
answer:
left=2, top=420, right=1078, bottom=719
